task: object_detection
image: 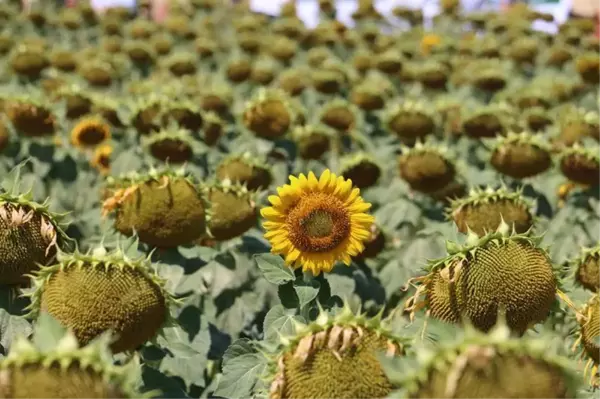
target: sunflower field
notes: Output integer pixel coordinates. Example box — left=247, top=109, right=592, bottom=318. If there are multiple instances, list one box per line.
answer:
left=0, top=0, right=598, bottom=397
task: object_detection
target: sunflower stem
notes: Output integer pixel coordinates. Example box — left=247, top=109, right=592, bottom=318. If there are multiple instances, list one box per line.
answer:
left=329, top=135, right=341, bottom=172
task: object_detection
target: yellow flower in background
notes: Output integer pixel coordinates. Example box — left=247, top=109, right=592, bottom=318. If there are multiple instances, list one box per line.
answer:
left=420, top=33, right=442, bottom=55
left=261, top=169, right=375, bottom=275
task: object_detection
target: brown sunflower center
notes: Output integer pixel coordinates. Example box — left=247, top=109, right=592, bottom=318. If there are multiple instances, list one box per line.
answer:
left=302, top=210, right=334, bottom=238
left=77, top=124, right=108, bottom=145
left=287, top=193, right=351, bottom=253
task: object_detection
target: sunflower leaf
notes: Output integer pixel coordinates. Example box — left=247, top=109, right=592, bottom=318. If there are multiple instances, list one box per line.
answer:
left=213, top=353, right=267, bottom=399
left=255, top=254, right=295, bottom=285
left=263, top=304, right=305, bottom=343
left=294, top=280, right=320, bottom=309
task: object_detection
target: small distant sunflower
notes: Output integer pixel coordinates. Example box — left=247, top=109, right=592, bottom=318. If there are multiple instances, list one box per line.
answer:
left=261, top=170, right=374, bottom=275
left=71, top=117, right=111, bottom=148
left=90, top=144, right=112, bottom=175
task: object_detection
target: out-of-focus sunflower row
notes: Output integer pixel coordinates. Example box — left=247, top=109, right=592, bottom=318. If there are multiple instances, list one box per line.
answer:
left=0, top=0, right=598, bottom=398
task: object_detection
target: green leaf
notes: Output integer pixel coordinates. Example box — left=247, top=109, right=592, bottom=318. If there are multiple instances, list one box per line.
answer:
left=32, top=312, right=68, bottom=353
left=263, top=305, right=304, bottom=343
left=294, top=280, right=320, bottom=309
left=325, top=274, right=356, bottom=299
left=278, top=281, right=299, bottom=309
left=213, top=353, right=267, bottom=399
left=0, top=310, right=32, bottom=351
left=222, top=338, right=255, bottom=364
left=255, top=254, right=295, bottom=285
left=158, top=326, right=211, bottom=389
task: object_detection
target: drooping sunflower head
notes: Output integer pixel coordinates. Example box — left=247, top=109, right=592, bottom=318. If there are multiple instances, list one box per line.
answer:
left=506, top=36, right=540, bottom=64
left=0, top=319, right=146, bottom=398
left=468, top=59, right=511, bottom=93
left=103, top=166, right=207, bottom=248
left=242, top=88, right=296, bottom=140
left=204, top=179, right=257, bottom=241
left=124, top=40, right=156, bottom=65
left=350, top=72, right=395, bottom=112
left=575, top=52, right=600, bottom=85
left=164, top=51, right=197, bottom=77
left=559, top=143, right=600, bottom=187
left=447, top=185, right=535, bottom=236
left=522, top=106, right=554, bottom=132
left=373, top=48, right=404, bottom=75
left=9, top=44, right=49, bottom=78
left=25, top=240, right=178, bottom=354
left=202, top=111, right=225, bottom=147
left=404, top=220, right=558, bottom=335
left=398, top=141, right=456, bottom=194
left=318, top=98, right=363, bottom=135
left=383, top=99, right=437, bottom=145
left=4, top=93, right=56, bottom=138
left=264, top=303, right=410, bottom=399
left=461, top=102, right=516, bottom=139
left=416, top=60, right=450, bottom=91
left=503, top=84, right=554, bottom=112
left=340, top=152, right=382, bottom=190
left=561, top=288, right=600, bottom=389
left=261, top=169, right=375, bottom=275
left=250, top=56, right=279, bottom=86
left=569, top=245, right=600, bottom=292
left=277, top=67, right=309, bottom=97
left=157, top=97, right=204, bottom=133
left=90, top=144, right=113, bottom=175
left=489, top=130, right=553, bottom=179
left=389, top=318, right=582, bottom=398
left=127, top=94, right=165, bottom=135
left=79, top=59, right=114, bottom=88
left=216, top=152, right=272, bottom=191
left=70, top=116, right=111, bottom=148
left=224, top=53, right=253, bottom=83
left=0, top=167, right=71, bottom=285
left=554, top=105, right=600, bottom=147
left=141, top=127, right=195, bottom=164
left=291, top=124, right=334, bottom=160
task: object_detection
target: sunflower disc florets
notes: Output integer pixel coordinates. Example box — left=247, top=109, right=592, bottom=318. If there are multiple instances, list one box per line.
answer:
left=265, top=304, right=410, bottom=399
left=216, top=152, right=272, bottom=191
left=447, top=185, right=535, bottom=236
left=389, top=320, right=582, bottom=398
left=398, top=141, right=456, bottom=194
left=242, top=88, right=296, bottom=140
left=571, top=245, right=600, bottom=292
left=291, top=124, right=333, bottom=160
left=404, top=220, right=557, bottom=335
left=141, top=126, right=197, bottom=164
left=25, top=243, right=178, bottom=354
left=102, top=166, right=207, bottom=248
left=383, top=99, right=437, bottom=145
left=461, top=102, right=514, bottom=139
left=559, top=144, right=600, bottom=186
left=0, top=179, right=70, bottom=285
left=4, top=93, right=56, bottom=137
left=0, top=327, right=145, bottom=398
left=204, top=179, right=257, bottom=241
left=489, top=130, right=552, bottom=179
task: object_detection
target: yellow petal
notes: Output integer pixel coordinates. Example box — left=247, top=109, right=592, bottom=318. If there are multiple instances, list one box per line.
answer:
left=318, top=169, right=332, bottom=190
left=307, top=171, right=319, bottom=191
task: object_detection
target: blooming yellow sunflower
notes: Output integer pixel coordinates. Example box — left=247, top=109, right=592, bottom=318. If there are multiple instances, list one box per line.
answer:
left=261, top=169, right=375, bottom=275
left=90, top=143, right=112, bottom=175
left=71, top=116, right=111, bottom=148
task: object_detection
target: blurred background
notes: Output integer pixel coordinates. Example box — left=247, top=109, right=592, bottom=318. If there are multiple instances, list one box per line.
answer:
left=88, top=0, right=598, bottom=32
